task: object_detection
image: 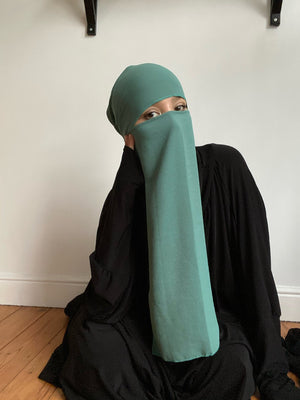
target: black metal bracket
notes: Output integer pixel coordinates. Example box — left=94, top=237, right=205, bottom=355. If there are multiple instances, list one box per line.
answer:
left=270, top=0, right=283, bottom=26
left=84, top=0, right=98, bottom=36
left=83, top=0, right=283, bottom=34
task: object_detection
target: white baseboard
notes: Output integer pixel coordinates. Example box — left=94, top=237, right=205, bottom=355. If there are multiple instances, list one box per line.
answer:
left=0, top=273, right=89, bottom=308
left=0, top=276, right=299, bottom=321
left=278, top=285, right=300, bottom=322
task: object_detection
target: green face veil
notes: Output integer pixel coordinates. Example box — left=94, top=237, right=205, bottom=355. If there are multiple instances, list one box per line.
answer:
left=107, top=63, right=220, bottom=362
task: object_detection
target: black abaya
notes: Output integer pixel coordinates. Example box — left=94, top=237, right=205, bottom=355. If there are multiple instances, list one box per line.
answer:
left=39, top=143, right=288, bottom=400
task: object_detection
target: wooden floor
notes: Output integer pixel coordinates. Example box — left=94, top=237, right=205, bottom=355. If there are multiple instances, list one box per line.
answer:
left=0, top=306, right=299, bottom=400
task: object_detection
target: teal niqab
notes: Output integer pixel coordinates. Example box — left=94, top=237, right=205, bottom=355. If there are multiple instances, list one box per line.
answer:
left=107, top=63, right=220, bottom=362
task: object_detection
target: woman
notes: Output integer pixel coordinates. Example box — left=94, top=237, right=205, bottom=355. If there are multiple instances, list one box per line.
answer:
left=39, top=63, right=300, bottom=400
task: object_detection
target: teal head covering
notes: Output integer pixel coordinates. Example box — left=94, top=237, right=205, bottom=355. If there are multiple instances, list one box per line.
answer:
left=107, top=63, right=220, bottom=362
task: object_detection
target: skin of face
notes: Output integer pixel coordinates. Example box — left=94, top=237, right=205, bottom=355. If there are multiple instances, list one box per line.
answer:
left=124, top=96, right=188, bottom=150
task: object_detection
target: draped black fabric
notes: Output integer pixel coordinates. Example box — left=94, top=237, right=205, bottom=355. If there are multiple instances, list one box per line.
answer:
left=39, top=143, right=288, bottom=400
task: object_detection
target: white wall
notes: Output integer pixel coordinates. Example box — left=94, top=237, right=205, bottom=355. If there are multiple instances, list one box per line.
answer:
left=1, top=0, right=299, bottom=320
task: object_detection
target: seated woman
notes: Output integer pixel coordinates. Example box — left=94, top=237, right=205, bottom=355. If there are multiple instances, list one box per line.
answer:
left=39, top=63, right=300, bottom=400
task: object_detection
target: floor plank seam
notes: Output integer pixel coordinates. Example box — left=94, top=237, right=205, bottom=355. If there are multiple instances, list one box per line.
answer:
left=0, top=308, right=51, bottom=352
left=0, top=307, right=21, bottom=323
left=0, top=327, right=67, bottom=395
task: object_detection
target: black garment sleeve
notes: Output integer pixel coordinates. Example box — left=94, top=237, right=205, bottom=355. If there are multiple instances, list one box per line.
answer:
left=84, top=145, right=145, bottom=322
left=216, top=145, right=288, bottom=380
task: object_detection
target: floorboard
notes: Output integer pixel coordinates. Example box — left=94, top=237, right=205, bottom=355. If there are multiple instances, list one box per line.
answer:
left=0, top=307, right=49, bottom=351
left=0, top=306, right=20, bottom=322
left=0, top=308, right=68, bottom=392
left=1, top=330, right=65, bottom=400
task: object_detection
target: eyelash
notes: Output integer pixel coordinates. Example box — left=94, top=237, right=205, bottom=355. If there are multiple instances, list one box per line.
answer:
left=175, top=104, right=188, bottom=111
left=143, top=104, right=188, bottom=120
left=145, top=111, right=159, bottom=119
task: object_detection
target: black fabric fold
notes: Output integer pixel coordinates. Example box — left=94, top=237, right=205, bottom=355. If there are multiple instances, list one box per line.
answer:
left=38, top=143, right=287, bottom=399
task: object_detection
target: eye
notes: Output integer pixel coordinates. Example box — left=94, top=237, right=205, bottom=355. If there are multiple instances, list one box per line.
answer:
left=144, top=110, right=161, bottom=120
left=175, top=103, right=188, bottom=112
